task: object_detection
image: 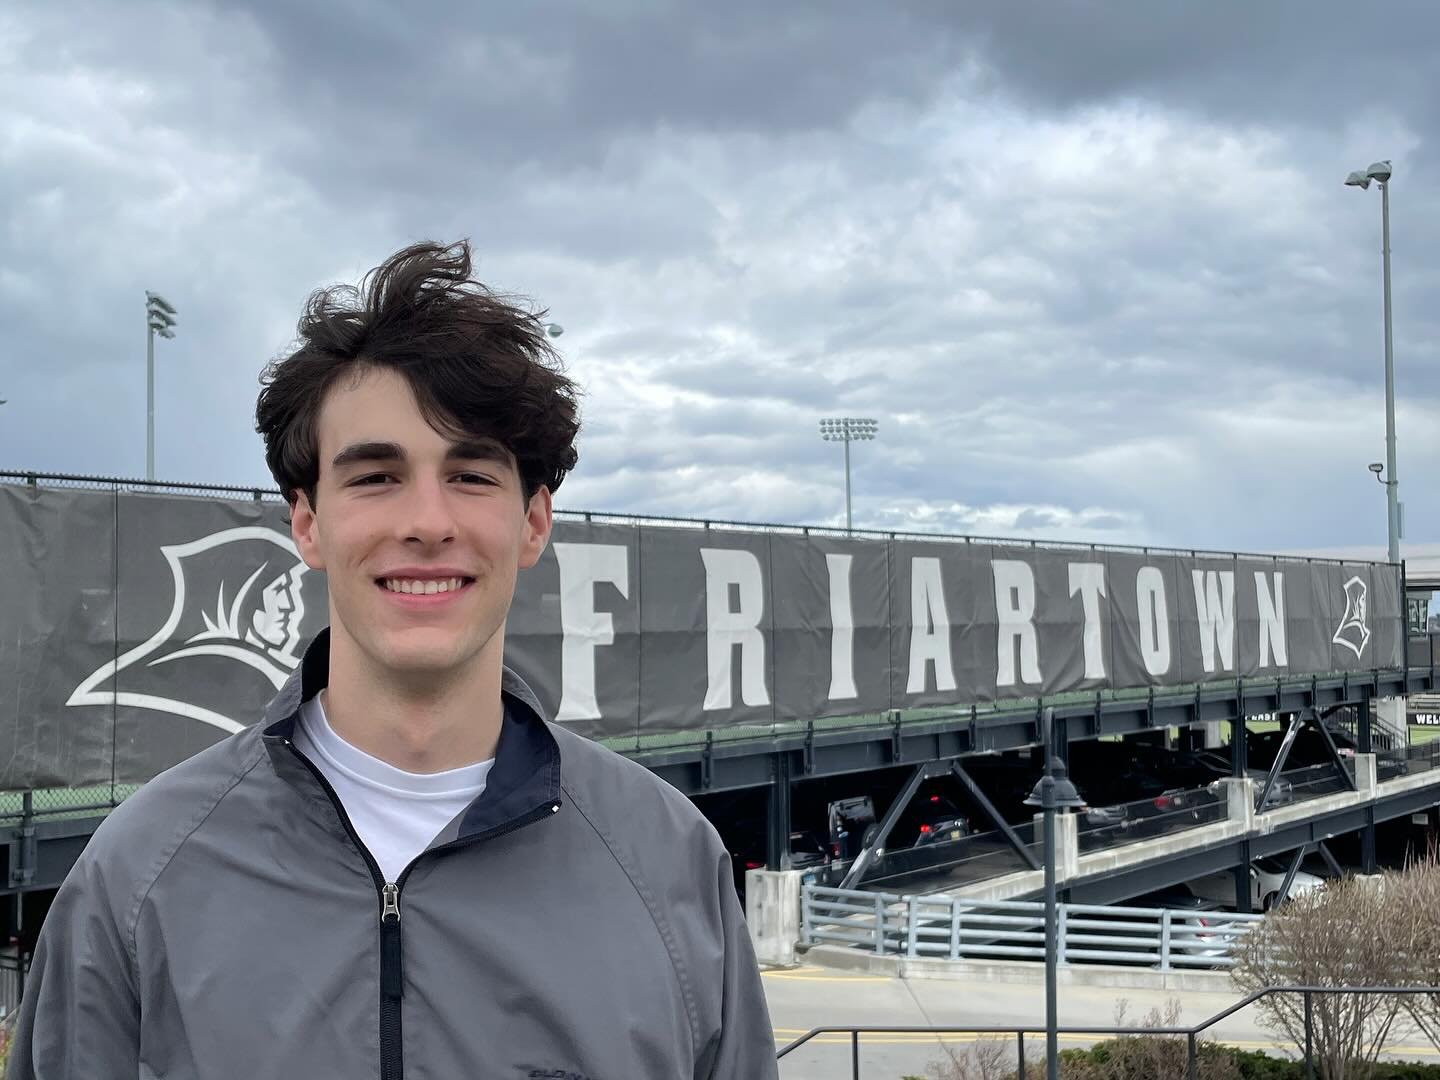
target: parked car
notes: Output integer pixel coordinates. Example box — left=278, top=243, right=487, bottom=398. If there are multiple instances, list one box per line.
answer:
left=901, top=794, right=972, bottom=848
left=729, top=828, right=834, bottom=894
left=1184, top=857, right=1323, bottom=911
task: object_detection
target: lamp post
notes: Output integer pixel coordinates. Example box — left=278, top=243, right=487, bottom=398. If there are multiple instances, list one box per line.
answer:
left=1345, top=160, right=1399, bottom=564
left=1024, top=708, right=1087, bottom=1080
left=144, top=292, right=177, bottom=482
left=818, top=417, right=878, bottom=533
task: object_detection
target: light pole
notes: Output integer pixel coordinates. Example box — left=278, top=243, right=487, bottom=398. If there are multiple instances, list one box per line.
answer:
left=1345, top=160, right=1399, bottom=564
left=818, top=417, right=878, bottom=532
left=1024, top=707, right=1086, bottom=1080
left=144, top=291, right=177, bottom=482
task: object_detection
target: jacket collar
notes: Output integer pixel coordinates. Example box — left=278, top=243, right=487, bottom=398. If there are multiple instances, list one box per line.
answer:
left=261, top=629, right=563, bottom=841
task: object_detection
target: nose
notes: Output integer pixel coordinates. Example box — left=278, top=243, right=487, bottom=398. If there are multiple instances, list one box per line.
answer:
left=400, top=476, right=457, bottom=547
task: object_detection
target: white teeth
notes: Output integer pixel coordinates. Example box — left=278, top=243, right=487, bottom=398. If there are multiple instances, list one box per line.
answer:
left=383, top=577, right=464, bottom=595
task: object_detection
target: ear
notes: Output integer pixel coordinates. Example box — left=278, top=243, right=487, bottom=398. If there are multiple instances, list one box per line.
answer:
left=518, top=486, right=553, bottom=571
left=290, top=491, right=327, bottom=572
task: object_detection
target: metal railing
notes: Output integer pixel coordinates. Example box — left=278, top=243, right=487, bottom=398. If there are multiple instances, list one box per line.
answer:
left=775, top=986, right=1440, bottom=1079
left=1076, top=785, right=1227, bottom=853
left=802, top=885, right=1262, bottom=969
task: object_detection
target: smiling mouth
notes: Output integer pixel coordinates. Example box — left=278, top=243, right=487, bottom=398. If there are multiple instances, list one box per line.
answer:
left=376, top=576, right=476, bottom=596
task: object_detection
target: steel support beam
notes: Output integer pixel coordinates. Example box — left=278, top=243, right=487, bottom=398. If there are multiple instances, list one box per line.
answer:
left=1362, top=806, right=1377, bottom=874
left=1235, top=840, right=1254, bottom=914
left=1310, top=712, right=1358, bottom=792
left=1232, top=714, right=1248, bottom=777
left=1316, top=840, right=1344, bottom=879
left=839, top=762, right=933, bottom=890
left=951, top=760, right=1041, bottom=871
left=1277, top=845, right=1307, bottom=908
left=1256, top=711, right=1306, bottom=811
left=766, top=751, right=793, bottom=871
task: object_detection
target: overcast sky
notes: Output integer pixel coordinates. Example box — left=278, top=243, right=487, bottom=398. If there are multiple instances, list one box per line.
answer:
left=3, top=1, right=1438, bottom=556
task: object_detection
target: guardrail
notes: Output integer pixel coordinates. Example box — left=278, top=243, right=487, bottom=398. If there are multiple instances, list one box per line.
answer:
left=775, top=986, right=1440, bottom=1080
left=802, top=885, right=1262, bottom=969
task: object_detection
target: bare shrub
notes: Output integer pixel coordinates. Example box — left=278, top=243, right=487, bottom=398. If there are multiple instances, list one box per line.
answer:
left=914, top=1036, right=1019, bottom=1080
left=1231, top=876, right=1408, bottom=1080
left=1054, top=999, right=1239, bottom=1080
left=1379, top=854, right=1440, bottom=1054
left=919, top=999, right=1236, bottom=1080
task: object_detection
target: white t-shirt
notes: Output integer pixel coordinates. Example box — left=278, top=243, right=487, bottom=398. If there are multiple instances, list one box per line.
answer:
left=293, top=693, right=495, bottom=885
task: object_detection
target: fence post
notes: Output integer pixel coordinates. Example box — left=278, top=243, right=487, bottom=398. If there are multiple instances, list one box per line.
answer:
left=873, top=895, right=885, bottom=956
left=906, top=896, right=919, bottom=958
left=851, top=1030, right=861, bottom=1080
left=950, top=898, right=961, bottom=960
left=1017, top=1032, right=1026, bottom=1080
left=1187, top=1033, right=1198, bottom=1080
left=1304, top=991, right=1314, bottom=1080
left=1159, top=909, right=1172, bottom=971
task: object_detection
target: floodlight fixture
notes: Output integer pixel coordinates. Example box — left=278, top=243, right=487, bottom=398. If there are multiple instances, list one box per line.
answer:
left=542, top=322, right=564, bottom=339
left=817, top=417, right=881, bottom=532
left=144, top=291, right=179, bottom=481
left=1345, top=170, right=1371, bottom=190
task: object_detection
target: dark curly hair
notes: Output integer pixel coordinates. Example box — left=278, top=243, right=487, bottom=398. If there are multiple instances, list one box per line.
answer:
left=255, top=239, right=580, bottom=508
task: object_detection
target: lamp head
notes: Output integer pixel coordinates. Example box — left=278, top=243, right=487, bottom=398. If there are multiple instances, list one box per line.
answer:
left=1023, top=755, right=1087, bottom=810
left=1366, top=160, right=1392, bottom=183
left=542, top=322, right=564, bottom=339
left=1345, top=170, right=1371, bottom=190
left=1369, top=462, right=1385, bottom=476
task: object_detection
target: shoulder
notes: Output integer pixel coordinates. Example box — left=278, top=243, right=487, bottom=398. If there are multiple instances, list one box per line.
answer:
left=548, top=722, right=723, bottom=855
left=72, top=728, right=267, bottom=922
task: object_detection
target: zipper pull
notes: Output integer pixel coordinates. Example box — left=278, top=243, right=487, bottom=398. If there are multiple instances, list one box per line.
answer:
left=382, top=881, right=401, bottom=922
left=380, top=882, right=404, bottom=1001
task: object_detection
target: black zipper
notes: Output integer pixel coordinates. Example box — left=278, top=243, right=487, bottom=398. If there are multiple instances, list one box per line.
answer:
left=282, top=739, right=559, bottom=1080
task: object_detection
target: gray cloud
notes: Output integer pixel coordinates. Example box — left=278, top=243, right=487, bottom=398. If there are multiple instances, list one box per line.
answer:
left=3, top=0, right=1439, bottom=560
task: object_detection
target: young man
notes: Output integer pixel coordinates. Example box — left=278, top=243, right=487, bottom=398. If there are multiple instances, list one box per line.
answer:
left=9, top=241, right=779, bottom=1079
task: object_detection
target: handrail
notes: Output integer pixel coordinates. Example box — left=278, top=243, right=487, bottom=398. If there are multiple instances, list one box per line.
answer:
left=776, top=985, right=1440, bottom=1078
left=0, top=470, right=1405, bottom=565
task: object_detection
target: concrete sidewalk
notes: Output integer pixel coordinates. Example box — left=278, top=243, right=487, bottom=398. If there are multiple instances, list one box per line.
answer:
left=764, top=965, right=1440, bottom=1079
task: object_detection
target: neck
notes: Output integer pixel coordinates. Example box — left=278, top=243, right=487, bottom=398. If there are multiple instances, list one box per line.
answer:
left=321, top=628, right=505, bottom=773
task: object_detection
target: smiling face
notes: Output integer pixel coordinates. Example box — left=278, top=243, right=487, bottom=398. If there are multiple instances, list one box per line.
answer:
left=289, top=366, right=552, bottom=686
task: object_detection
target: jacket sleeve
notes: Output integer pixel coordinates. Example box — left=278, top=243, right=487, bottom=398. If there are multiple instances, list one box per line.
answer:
left=694, top=846, right=779, bottom=1080
left=5, top=849, right=140, bottom=1078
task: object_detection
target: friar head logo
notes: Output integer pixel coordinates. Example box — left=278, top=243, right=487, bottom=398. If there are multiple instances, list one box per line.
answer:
left=67, top=527, right=321, bottom=733
left=1332, top=574, right=1371, bottom=659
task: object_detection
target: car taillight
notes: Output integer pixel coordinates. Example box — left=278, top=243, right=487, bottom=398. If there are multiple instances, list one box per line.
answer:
left=1154, top=796, right=1172, bottom=809
left=831, top=842, right=841, bottom=858
left=745, top=861, right=763, bottom=870
left=919, top=824, right=932, bottom=834
left=929, top=795, right=941, bottom=802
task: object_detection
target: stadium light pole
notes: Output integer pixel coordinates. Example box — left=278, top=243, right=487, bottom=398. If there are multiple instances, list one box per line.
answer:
left=144, top=291, right=177, bottom=482
left=1025, top=707, right=1087, bottom=1080
left=818, top=417, right=878, bottom=533
left=1345, top=160, right=1400, bottom=564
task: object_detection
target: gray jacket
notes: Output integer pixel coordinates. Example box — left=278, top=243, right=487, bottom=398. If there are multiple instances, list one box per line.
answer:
left=8, top=631, right=778, bottom=1079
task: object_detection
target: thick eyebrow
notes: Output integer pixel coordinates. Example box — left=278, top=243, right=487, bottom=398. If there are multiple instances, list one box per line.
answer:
left=445, top=439, right=512, bottom=466
left=331, top=441, right=404, bottom=470
left=329, top=439, right=511, bottom=470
